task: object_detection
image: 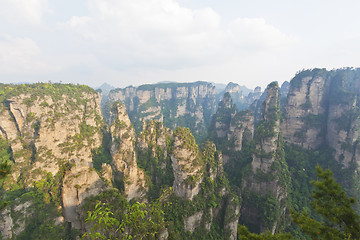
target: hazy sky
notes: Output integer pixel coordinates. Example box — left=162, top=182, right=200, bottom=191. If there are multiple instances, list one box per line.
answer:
left=1, top=0, right=360, bottom=89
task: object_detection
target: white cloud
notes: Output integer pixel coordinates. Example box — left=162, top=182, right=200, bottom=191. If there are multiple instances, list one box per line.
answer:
left=58, top=0, right=297, bottom=71
left=0, top=0, right=49, bottom=25
left=60, top=16, right=93, bottom=29
left=226, top=18, right=299, bottom=53
left=0, top=35, right=60, bottom=74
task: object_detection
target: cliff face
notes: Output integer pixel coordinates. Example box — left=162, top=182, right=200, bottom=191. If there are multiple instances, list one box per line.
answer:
left=135, top=121, right=239, bottom=238
left=107, top=82, right=217, bottom=141
left=212, top=93, right=237, bottom=140
left=326, top=72, right=360, bottom=169
left=209, top=92, right=254, bottom=158
left=282, top=69, right=360, bottom=170
left=110, top=101, right=148, bottom=201
left=282, top=71, right=329, bottom=149
left=171, top=127, right=203, bottom=200
left=0, top=89, right=102, bottom=182
left=223, top=82, right=255, bottom=111
left=176, top=139, right=239, bottom=239
left=281, top=68, right=360, bottom=204
left=137, top=120, right=172, bottom=158
left=228, top=111, right=254, bottom=152
left=6, top=70, right=360, bottom=238
left=136, top=120, right=174, bottom=200
left=62, top=159, right=106, bottom=229
left=241, top=82, right=290, bottom=233
left=0, top=84, right=107, bottom=236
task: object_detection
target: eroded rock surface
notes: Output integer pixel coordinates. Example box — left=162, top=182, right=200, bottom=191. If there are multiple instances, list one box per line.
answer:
left=110, top=102, right=148, bottom=200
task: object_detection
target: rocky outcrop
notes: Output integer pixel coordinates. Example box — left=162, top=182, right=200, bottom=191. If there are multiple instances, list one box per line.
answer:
left=1, top=90, right=102, bottom=180
left=224, top=195, right=240, bottom=240
left=172, top=138, right=238, bottom=238
left=0, top=200, right=33, bottom=239
left=223, top=82, right=258, bottom=111
left=282, top=68, right=360, bottom=171
left=0, top=84, right=106, bottom=230
left=136, top=120, right=174, bottom=199
left=184, top=211, right=204, bottom=233
left=241, top=82, right=290, bottom=233
left=228, top=110, right=254, bottom=151
left=209, top=92, right=254, bottom=156
left=282, top=70, right=329, bottom=149
left=108, top=82, right=217, bottom=141
left=0, top=208, right=13, bottom=239
left=171, top=127, right=203, bottom=200
left=62, top=159, right=106, bottom=229
left=110, top=101, right=148, bottom=201
left=325, top=72, right=360, bottom=170
left=137, top=120, right=172, bottom=158
left=213, top=93, right=237, bottom=139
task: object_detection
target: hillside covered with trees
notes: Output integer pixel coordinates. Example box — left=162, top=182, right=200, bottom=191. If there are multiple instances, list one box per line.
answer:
left=1, top=68, right=360, bottom=239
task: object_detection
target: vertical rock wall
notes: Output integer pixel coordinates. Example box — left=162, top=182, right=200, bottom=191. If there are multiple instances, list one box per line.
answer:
left=110, top=101, right=148, bottom=200
left=241, top=82, right=289, bottom=233
left=0, top=84, right=107, bottom=233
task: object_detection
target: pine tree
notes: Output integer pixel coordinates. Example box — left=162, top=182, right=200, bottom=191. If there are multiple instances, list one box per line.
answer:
left=292, top=165, right=360, bottom=239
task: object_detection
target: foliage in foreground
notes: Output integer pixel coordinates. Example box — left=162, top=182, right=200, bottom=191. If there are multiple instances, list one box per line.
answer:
left=237, top=225, right=292, bottom=240
left=81, top=163, right=360, bottom=239
left=82, top=192, right=165, bottom=240
left=291, top=166, right=360, bottom=239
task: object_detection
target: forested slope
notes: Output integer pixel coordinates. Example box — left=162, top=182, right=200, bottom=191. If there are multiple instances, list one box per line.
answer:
left=2, top=68, right=360, bottom=239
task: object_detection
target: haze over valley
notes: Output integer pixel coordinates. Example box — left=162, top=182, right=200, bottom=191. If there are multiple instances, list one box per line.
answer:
left=2, top=0, right=360, bottom=239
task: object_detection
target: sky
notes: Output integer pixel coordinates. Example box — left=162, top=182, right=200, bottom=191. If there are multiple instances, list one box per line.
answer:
left=1, top=0, right=360, bottom=90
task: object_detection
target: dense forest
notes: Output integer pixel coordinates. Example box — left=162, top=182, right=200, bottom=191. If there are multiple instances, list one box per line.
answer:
left=1, top=68, right=360, bottom=239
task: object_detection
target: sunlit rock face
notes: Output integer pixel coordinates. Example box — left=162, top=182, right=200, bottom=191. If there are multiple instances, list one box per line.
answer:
left=110, top=102, right=148, bottom=201
left=0, top=84, right=107, bottom=231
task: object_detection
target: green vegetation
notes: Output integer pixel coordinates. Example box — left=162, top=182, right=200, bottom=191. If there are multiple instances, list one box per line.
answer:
left=110, top=82, right=216, bottom=143
left=207, top=92, right=238, bottom=151
left=5, top=75, right=360, bottom=239
left=283, top=143, right=355, bottom=238
left=58, top=121, right=99, bottom=153
left=238, top=224, right=292, bottom=239
left=162, top=177, right=234, bottom=239
left=135, top=123, right=235, bottom=239
left=92, top=127, right=112, bottom=172
left=0, top=136, right=12, bottom=210
left=0, top=136, right=12, bottom=179
left=0, top=82, right=96, bottom=107
left=136, top=121, right=174, bottom=200
left=1, top=166, right=78, bottom=240
left=82, top=189, right=165, bottom=240
left=292, top=166, right=360, bottom=239
left=290, top=68, right=329, bottom=90
left=173, top=127, right=199, bottom=153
